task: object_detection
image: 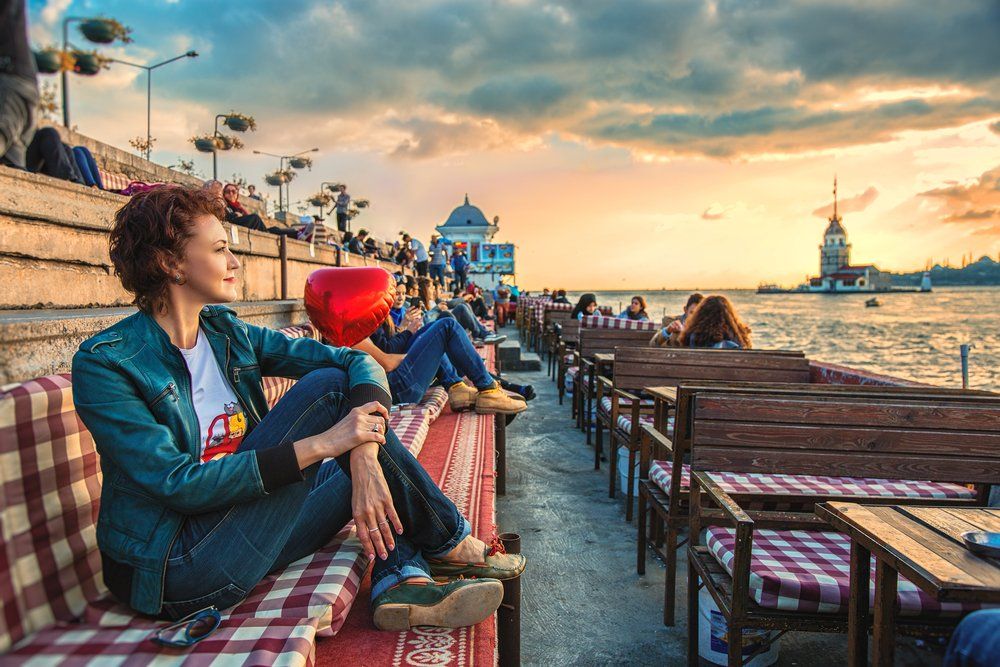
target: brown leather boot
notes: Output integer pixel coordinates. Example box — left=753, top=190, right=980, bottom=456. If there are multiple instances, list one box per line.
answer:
left=448, top=382, right=479, bottom=412
left=475, top=382, right=528, bottom=415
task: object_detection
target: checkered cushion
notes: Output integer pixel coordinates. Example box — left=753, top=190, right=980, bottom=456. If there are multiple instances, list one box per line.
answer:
left=97, top=168, right=131, bottom=193
left=598, top=396, right=656, bottom=434
left=262, top=325, right=320, bottom=408
left=394, top=386, right=448, bottom=424
left=581, top=314, right=656, bottom=331
left=8, top=616, right=319, bottom=665
left=0, top=373, right=105, bottom=653
left=648, top=461, right=975, bottom=501
left=706, top=527, right=989, bottom=616
left=563, top=353, right=575, bottom=364
left=389, top=410, right=431, bottom=457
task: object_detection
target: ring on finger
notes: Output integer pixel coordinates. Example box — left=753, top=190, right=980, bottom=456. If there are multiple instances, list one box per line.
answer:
left=378, top=519, right=389, bottom=526
left=371, top=422, right=381, bottom=433
left=368, top=526, right=380, bottom=533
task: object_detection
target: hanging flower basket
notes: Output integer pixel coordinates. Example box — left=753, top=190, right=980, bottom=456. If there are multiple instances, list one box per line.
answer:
left=265, top=170, right=293, bottom=186
left=71, top=51, right=108, bottom=76
left=223, top=113, right=256, bottom=132
left=192, top=136, right=219, bottom=153
left=79, top=18, right=132, bottom=44
left=217, top=134, right=244, bottom=151
left=289, top=156, right=312, bottom=170
left=326, top=182, right=344, bottom=192
left=354, top=198, right=370, bottom=209
left=309, top=192, right=332, bottom=207
left=33, top=49, right=64, bottom=74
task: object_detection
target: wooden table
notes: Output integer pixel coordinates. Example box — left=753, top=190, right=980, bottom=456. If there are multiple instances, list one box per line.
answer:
left=817, top=502, right=1000, bottom=666
left=645, top=385, right=678, bottom=434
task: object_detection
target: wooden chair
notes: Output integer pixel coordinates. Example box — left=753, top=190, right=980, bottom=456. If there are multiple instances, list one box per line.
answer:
left=555, top=320, right=581, bottom=400
left=599, top=348, right=810, bottom=523
left=684, top=389, right=1000, bottom=665
left=571, top=326, right=656, bottom=448
left=541, top=306, right=573, bottom=368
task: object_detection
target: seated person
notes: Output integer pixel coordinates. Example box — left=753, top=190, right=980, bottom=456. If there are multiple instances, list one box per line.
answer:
left=72, top=186, right=523, bottom=632
left=350, top=229, right=369, bottom=256
left=945, top=609, right=1000, bottom=666
left=618, top=295, right=649, bottom=321
left=439, top=293, right=505, bottom=344
left=650, top=292, right=703, bottom=347
left=570, top=293, right=599, bottom=320
left=364, top=235, right=382, bottom=258
left=389, top=288, right=408, bottom=327
left=679, top=294, right=752, bottom=349
left=356, top=309, right=525, bottom=415
left=551, top=289, right=571, bottom=305
left=218, top=182, right=298, bottom=237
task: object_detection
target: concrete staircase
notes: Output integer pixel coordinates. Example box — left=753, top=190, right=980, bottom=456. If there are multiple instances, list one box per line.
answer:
left=0, top=147, right=406, bottom=385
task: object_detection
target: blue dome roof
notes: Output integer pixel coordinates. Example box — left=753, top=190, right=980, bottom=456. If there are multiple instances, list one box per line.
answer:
left=442, top=194, right=490, bottom=228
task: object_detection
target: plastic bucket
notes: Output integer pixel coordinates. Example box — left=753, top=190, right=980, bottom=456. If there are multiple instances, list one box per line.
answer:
left=698, top=586, right=779, bottom=667
left=617, top=445, right=639, bottom=498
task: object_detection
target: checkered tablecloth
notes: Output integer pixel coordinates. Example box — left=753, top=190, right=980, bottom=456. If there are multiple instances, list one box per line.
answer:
left=648, top=461, right=975, bottom=500
left=705, top=527, right=989, bottom=616
left=581, top=314, right=656, bottom=331
left=597, top=396, right=656, bottom=434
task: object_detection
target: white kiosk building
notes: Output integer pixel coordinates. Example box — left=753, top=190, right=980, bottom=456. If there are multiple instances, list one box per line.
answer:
left=435, top=195, right=515, bottom=290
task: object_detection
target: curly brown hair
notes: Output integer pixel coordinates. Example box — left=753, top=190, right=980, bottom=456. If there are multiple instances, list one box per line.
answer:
left=679, top=295, right=752, bottom=349
left=108, top=186, right=225, bottom=313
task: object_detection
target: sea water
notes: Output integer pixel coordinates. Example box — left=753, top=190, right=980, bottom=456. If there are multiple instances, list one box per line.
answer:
left=578, top=286, right=1000, bottom=391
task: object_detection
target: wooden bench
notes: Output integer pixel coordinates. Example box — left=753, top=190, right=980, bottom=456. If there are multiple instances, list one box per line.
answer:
left=599, top=348, right=809, bottom=523
left=640, top=380, right=1000, bottom=626
left=540, top=306, right=574, bottom=366
left=554, top=319, right=581, bottom=396
left=684, top=389, right=1000, bottom=666
left=569, top=316, right=656, bottom=445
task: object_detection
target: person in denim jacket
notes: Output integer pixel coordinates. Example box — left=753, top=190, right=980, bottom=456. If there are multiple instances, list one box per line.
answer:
left=72, top=187, right=524, bottom=631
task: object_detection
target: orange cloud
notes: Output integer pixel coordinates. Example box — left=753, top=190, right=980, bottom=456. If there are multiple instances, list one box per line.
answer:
left=920, top=166, right=1000, bottom=236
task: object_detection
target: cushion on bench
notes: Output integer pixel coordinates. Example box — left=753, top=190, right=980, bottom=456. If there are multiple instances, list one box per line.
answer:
left=96, top=168, right=131, bottom=193
left=648, top=461, right=975, bottom=501
left=8, top=616, right=319, bottom=665
left=705, top=527, right=989, bottom=616
left=598, top=396, right=656, bottom=434
left=393, top=386, right=448, bottom=424
left=581, top=314, right=656, bottom=331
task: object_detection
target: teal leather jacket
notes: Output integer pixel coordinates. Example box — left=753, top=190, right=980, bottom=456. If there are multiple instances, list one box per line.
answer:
left=71, top=305, right=390, bottom=615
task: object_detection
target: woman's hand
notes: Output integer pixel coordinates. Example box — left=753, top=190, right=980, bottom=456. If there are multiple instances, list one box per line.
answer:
left=294, top=401, right=389, bottom=467
left=350, top=443, right=404, bottom=560
left=404, top=309, right=423, bottom=333
left=666, top=319, right=684, bottom=334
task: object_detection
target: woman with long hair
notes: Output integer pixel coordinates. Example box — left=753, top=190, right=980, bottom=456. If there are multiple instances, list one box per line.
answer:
left=72, top=187, right=522, bottom=632
left=679, top=295, right=752, bottom=349
left=619, top=295, right=649, bottom=321
left=570, top=293, right=598, bottom=320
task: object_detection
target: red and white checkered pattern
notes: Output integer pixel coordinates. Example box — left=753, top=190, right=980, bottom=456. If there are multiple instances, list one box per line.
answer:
left=8, top=616, right=319, bottom=665
left=393, top=386, right=448, bottom=425
left=389, top=410, right=431, bottom=457
left=648, top=461, right=975, bottom=500
left=597, top=396, right=656, bottom=434
left=581, top=314, right=656, bottom=331
left=0, top=373, right=105, bottom=653
left=262, top=325, right=321, bottom=408
left=705, top=527, right=989, bottom=616
left=96, top=168, right=131, bottom=193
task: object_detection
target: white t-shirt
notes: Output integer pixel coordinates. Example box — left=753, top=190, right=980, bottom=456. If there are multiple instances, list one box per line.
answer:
left=178, top=328, right=248, bottom=463
left=410, top=238, right=429, bottom=263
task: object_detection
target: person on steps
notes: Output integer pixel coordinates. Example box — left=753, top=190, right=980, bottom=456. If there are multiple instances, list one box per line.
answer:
left=679, top=294, right=752, bottom=349
left=72, top=186, right=524, bottom=632
left=217, top=182, right=298, bottom=237
left=358, top=305, right=526, bottom=415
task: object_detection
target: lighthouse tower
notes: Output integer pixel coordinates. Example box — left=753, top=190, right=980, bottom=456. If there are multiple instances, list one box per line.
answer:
left=819, top=177, right=851, bottom=277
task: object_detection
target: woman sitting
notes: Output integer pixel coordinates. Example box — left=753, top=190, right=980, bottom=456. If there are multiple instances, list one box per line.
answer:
left=357, top=307, right=526, bottom=415
left=72, top=187, right=522, bottom=632
left=678, top=295, right=752, bottom=349
left=571, top=293, right=599, bottom=320
left=650, top=292, right=703, bottom=347
left=618, top=295, right=649, bottom=321
left=220, top=182, right=298, bottom=237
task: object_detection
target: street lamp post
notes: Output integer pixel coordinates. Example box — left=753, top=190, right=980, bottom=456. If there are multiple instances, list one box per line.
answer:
left=109, top=51, right=198, bottom=160
left=253, top=148, right=318, bottom=215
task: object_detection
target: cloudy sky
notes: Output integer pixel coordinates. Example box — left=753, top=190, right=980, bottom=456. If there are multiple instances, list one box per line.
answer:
left=29, top=0, right=1000, bottom=289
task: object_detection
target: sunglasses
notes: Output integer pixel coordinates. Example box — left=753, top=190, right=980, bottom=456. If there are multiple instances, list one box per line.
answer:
left=151, top=606, right=222, bottom=648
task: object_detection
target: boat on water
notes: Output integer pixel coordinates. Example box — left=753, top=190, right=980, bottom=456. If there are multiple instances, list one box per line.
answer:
left=865, top=297, right=882, bottom=307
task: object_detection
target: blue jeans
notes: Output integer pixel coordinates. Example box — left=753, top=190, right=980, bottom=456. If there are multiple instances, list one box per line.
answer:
left=429, top=264, right=446, bottom=285
left=388, top=318, right=494, bottom=404
left=161, top=368, right=471, bottom=621
left=445, top=301, right=490, bottom=339
left=72, top=146, right=102, bottom=188
left=945, top=610, right=1000, bottom=666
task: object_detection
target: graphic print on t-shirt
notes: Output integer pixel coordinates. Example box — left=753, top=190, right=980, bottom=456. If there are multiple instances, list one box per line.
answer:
left=202, top=401, right=247, bottom=462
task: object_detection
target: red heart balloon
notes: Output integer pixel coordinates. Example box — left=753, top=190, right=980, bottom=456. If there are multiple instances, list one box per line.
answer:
left=304, top=267, right=395, bottom=347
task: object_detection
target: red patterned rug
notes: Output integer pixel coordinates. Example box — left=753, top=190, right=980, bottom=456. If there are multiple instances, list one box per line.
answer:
left=315, top=407, right=498, bottom=666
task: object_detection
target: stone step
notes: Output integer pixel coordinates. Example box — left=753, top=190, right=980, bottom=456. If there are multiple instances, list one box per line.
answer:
left=0, top=300, right=309, bottom=385
left=0, top=166, right=402, bottom=309
left=498, top=340, right=542, bottom=372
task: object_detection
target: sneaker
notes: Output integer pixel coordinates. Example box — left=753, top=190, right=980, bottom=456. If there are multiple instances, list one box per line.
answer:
left=372, top=578, right=504, bottom=631
left=475, top=382, right=528, bottom=415
left=474, top=333, right=507, bottom=346
left=448, top=382, right=478, bottom=412
left=428, top=537, right=527, bottom=581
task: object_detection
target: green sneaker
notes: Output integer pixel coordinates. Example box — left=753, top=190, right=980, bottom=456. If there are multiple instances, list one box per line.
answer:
left=372, top=578, right=503, bottom=631
left=427, top=537, right=526, bottom=581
